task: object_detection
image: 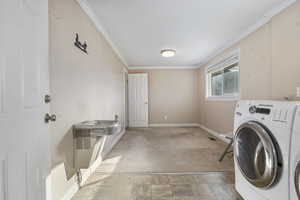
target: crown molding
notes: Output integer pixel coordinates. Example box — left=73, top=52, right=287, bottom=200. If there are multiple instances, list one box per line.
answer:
left=199, top=0, right=296, bottom=67
left=76, top=0, right=128, bottom=67
left=128, top=65, right=200, bottom=70
left=123, top=67, right=128, bottom=73
left=76, top=0, right=295, bottom=69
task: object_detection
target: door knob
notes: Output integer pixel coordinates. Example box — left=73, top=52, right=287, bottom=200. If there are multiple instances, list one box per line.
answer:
left=44, top=94, right=52, bottom=103
left=45, top=113, right=56, bottom=123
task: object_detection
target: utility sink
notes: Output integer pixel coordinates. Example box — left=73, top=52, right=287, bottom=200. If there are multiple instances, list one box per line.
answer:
left=73, top=115, right=121, bottom=150
left=73, top=119, right=120, bottom=137
left=73, top=115, right=122, bottom=169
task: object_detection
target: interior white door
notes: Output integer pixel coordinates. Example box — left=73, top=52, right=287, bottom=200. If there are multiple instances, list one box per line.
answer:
left=128, top=74, right=149, bottom=127
left=0, top=0, right=51, bottom=200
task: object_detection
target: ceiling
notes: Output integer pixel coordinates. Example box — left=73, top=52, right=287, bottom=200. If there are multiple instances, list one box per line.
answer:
left=86, top=0, right=292, bottom=68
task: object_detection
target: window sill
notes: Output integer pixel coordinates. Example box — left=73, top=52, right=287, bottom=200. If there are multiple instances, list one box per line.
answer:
left=205, top=96, right=240, bottom=101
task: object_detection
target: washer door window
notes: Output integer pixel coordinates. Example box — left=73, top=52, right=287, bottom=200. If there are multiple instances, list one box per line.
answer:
left=234, top=121, right=279, bottom=188
left=295, top=162, right=300, bottom=199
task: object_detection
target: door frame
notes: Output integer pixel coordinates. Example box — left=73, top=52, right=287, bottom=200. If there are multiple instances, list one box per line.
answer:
left=123, top=68, right=129, bottom=129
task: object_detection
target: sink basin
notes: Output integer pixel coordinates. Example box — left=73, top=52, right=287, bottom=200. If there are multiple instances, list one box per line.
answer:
left=73, top=116, right=122, bottom=169
left=73, top=119, right=121, bottom=137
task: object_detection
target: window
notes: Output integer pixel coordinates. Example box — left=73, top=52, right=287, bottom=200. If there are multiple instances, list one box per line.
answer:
left=206, top=51, right=240, bottom=100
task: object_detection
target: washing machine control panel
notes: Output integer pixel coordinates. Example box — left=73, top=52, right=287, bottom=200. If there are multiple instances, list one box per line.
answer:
left=249, top=106, right=256, bottom=113
left=272, top=109, right=289, bottom=122
left=248, top=105, right=288, bottom=122
left=236, top=101, right=297, bottom=125
left=249, top=105, right=271, bottom=115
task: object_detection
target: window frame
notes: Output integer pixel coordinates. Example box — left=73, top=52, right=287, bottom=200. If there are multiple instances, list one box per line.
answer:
left=205, top=50, right=240, bottom=101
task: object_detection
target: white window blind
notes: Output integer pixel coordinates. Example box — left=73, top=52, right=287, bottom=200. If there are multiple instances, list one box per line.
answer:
left=206, top=51, right=240, bottom=99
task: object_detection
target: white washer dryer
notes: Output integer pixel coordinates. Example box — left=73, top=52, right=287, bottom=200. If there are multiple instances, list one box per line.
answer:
left=234, top=100, right=298, bottom=200
left=289, top=104, right=300, bottom=200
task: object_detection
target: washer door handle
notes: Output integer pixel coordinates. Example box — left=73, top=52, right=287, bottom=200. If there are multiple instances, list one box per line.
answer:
left=254, top=142, right=264, bottom=178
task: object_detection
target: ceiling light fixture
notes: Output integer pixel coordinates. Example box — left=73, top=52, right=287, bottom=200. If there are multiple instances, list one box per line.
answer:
left=161, top=49, right=176, bottom=58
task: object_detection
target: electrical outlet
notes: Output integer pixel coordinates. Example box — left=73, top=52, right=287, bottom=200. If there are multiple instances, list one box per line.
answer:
left=164, top=115, right=168, bottom=120
left=297, top=87, right=300, bottom=97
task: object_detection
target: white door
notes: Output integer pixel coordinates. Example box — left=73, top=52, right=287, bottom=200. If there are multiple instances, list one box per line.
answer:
left=123, top=70, right=129, bottom=128
left=128, top=74, right=149, bottom=127
left=0, top=0, right=51, bottom=200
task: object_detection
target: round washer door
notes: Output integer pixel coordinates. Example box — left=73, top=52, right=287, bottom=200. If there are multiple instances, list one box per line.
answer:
left=295, top=162, right=300, bottom=199
left=234, top=121, right=279, bottom=188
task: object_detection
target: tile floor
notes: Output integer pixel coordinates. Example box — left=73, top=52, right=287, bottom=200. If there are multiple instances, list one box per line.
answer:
left=72, top=172, right=242, bottom=200
left=72, top=127, right=240, bottom=200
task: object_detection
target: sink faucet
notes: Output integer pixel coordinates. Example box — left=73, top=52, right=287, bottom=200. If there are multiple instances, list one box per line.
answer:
left=114, top=115, right=119, bottom=122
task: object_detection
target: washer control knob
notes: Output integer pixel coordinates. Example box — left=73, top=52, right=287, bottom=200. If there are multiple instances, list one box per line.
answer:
left=249, top=106, right=257, bottom=114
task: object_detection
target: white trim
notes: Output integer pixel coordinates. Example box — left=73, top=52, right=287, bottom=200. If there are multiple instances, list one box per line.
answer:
left=123, top=67, right=128, bottom=73
left=205, top=50, right=240, bottom=100
left=205, top=96, right=240, bottom=101
left=128, top=73, right=148, bottom=77
left=200, top=0, right=296, bottom=66
left=198, top=124, right=231, bottom=144
left=128, top=74, right=149, bottom=127
left=122, top=171, right=233, bottom=175
left=128, top=66, right=199, bottom=70
left=122, top=70, right=128, bottom=129
left=266, top=0, right=297, bottom=21
left=62, top=129, right=126, bottom=200
left=75, top=0, right=128, bottom=67
left=149, top=123, right=201, bottom=127
left=76, top=0, right=295, bottom=70
left=45, top=172, right=52, bottom=200
left=149, top=123, right=232, bottom=144
left=205, top=49, right=240, bottom=72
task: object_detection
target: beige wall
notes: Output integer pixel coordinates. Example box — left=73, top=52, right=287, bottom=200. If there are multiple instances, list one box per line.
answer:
left=49, top=0, right=127, bottom=199
left=48, top=0, right=300, bottom=198
left=199, top=1, right=300, bottom=134
left=129, top=69, right=200, bottom=124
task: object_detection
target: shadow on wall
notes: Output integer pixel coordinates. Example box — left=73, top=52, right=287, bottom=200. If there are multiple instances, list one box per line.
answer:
left=53, top=125, right=123, bottom=181
left=55, top=127, right=76, bottom=180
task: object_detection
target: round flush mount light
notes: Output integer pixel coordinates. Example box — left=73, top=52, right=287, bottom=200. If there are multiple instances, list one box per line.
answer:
left=161, top=49, right=176, bottom=58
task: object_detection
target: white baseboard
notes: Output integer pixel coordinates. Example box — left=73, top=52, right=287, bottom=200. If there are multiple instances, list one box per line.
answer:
left=198, top=124, right=231, bottom=144
left=62, top=129, right=126, bottom=200
left=46, top=171, right=53, bottom=200
left=149, top=123, right=201, bottom=127
left=148, top=123, right=231, bottom=144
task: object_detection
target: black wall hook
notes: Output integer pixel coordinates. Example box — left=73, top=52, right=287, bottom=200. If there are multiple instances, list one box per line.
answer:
left=74, top=33, right=88, bottom=54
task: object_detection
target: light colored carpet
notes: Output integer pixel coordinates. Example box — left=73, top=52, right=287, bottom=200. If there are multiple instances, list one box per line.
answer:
left=97, top=127, right=234, bottom=173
